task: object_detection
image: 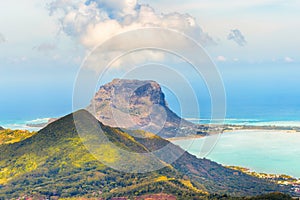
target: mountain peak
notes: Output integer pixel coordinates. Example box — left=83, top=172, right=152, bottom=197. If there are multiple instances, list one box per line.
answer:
left=102, top=79, right=166, bottom=106
left=88, top=79, right=195, bottom=137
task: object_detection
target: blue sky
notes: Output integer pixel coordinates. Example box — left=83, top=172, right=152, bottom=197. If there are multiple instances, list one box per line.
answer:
left=0, top=0, right=299, bottom=121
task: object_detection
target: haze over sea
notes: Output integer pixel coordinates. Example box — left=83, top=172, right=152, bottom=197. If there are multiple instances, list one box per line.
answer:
left=2, top=97, right=300, bottom=131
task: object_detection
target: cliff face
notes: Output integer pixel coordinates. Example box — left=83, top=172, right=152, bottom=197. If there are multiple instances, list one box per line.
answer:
left=88, top=79, right=196, bottom=137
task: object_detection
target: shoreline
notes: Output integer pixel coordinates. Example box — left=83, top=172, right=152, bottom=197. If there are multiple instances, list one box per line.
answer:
left=226, top=165, right=300, bottom=193
left=167, top=134, right=205, bottom=141
left=167, top=127, right=299, bottom=142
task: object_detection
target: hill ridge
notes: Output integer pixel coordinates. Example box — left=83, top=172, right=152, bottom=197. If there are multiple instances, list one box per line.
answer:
left=0, top=110, right=292, bottom=198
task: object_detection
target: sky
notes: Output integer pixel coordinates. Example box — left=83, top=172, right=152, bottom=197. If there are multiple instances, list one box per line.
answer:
left=0, top=0, right=299, bottom=121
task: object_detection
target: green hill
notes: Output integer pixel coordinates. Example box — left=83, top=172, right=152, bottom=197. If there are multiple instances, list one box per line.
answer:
left=0, top=110, right=292, bottom=199
left=0, top=129, right=36, bottom=145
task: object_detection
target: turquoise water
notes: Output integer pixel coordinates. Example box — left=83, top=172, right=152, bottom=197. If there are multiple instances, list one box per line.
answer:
left=173, top=130, right=300, bottom=178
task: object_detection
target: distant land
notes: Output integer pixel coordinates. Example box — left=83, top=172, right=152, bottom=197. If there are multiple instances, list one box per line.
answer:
left=0, top=110, right=294, bottom=199
left=26, top=118, right=58, bottom=128
left=20, top=79, right=300, bottom=138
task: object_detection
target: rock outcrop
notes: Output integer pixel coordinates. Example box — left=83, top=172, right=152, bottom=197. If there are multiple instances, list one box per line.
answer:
left=88, top=79, right=198, bottom=137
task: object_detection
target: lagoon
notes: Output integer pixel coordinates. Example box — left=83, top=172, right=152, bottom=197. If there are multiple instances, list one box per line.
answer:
left=172, top=130, right=300, bottom=178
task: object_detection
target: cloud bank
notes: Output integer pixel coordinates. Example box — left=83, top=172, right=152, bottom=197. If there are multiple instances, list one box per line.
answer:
left=227, top=29, right=247, bottom=46
left=48, top=0, right=215, bottom=49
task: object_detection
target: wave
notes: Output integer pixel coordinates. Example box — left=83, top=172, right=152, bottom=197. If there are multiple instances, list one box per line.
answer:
left=185, top=118, right=260, bottom=121
left=26, top=118, right=50, bottom=124
left=185, top=118, right=300, bottom=127
left=0, top=117, right=52, bottom=131
left=2, top=117, right=300, bottom=131
left=253, top=121, right=300, bottom=127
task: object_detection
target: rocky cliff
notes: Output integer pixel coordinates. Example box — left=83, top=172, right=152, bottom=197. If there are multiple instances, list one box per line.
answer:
left=88, top=79, right=199, bottom=138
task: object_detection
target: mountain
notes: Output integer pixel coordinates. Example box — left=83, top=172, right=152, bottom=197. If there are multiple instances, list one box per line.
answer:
left=88, top=79, right=202, bottom=138
left=0, top=110, right=292, bottom=199
left=0, top=127, right=3, bottom=130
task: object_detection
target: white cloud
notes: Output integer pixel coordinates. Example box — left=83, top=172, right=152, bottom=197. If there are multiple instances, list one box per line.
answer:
left=216, top=55, right=226, bottom=62
left=284, top=56, right=294, bottom=63
left=48, top=0, right=215, bottom=49
left=46, top=0, right=218, bottom=70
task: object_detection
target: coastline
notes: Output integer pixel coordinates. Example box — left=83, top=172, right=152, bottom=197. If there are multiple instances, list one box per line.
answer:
left=167, top=134, right=205, bottom=141
left=226, top=165, right=300, bottom=194
left=167, top=126, right=299, bottom=142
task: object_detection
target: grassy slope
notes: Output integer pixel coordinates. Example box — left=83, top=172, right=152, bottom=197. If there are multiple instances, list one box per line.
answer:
left=0, top=111, right=207, bottom=199
left=0, top=129, right=36, bottom=145
left=0, top=110, right=292, bottom=199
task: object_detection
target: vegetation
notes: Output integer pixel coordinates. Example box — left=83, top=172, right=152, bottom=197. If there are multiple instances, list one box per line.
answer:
left=0, top=129, right=36, bottom=145
left=245, top=192, right=292, bottom=200
left=0, top=110, right=295, bottom=199
left=227, top=166, right=300, bottom=186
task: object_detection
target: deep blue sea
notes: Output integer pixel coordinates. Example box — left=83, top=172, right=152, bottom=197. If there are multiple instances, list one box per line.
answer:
left=1, top=102, right=300, bottom=131
left=1, top=96, right=300, bottom=130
